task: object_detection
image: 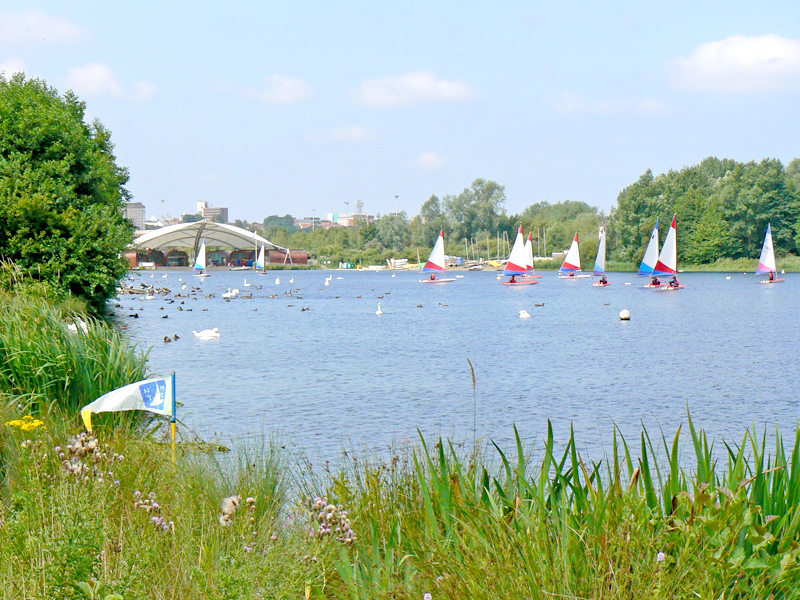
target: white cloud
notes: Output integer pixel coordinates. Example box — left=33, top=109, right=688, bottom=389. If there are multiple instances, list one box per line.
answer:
left=351, top=71, right=476, bottom=106
left=306, top=126, right=378, bottom=143
left=670, top=34, right=800, bottom=92
left=0, top=59, right=26, bottom=78
left=0, top=10, right=86, bottom=43
left=246, top=75, right=313, bottom=104
left=553, top=90, right=666, bottom=114
left=65, top=63, right=157, bottom=102
left=417, top=152, right=444, bottom=170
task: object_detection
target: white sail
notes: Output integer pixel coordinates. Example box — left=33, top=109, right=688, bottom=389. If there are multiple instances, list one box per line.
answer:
left=256, top=245, right=265, bottom=270
left=423, top=230, right=447, bottom=271
left=193, top=239, right=207, bottom=271
left=637, top=219, right=659, bottom=276
left=593, top=227, right=606, bottom=276
left=560, top=233, right=581, bottom=272
left=503, top=226, right=527, bottom=275
left=652, top=214, right=677, bottom=275
left=524, top=233, right=534, bottom=271
left=756, top=224, right=776, bottom=274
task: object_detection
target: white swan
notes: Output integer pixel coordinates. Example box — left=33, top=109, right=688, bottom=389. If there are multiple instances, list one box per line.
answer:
left=375, top=303, right=383, bottom=315
left=193, top=327, right=220, bottom=339
left=324, top=279, right=330, bottom=286
left=290, top=277, right=295, bottom=283
left=725, top=275, right=731, bottom=280
left=182, top=284, right=187, bottom=290
left=178, top=277, right=183, bottom=282
left=145, top=294, right=155, bottom=300
left=391, top=273, right=396, bottom=277
left=337, top=277, right=343, bottom=280
left=275, top=277, right=281, bottom=285
left=162, top=274, right=168, bottom=278
left=244, top=279, right=252, bottom=287
left=222, top=288, right=237, bottom=299
left=519, top=310, right=531, bottom=319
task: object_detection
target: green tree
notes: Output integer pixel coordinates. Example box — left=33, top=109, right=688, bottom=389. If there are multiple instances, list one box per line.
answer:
left=376, top=212, right=411, bottom=250
left=444, top=179, right=508, bottom=242
left=0, top=73, right=133, bottom=311
left=181, top=213, right=203, bottom=223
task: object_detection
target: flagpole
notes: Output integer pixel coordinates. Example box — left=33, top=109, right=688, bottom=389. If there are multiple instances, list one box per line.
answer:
left=171, top=371, right=177, bottom=464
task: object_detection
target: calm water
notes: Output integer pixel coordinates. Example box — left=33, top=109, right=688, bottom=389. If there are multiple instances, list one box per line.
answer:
left=114, top=269, right=799, bottom=462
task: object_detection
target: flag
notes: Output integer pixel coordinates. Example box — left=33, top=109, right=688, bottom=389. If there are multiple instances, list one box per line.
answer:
left=81, top=376, right=175, bottom=432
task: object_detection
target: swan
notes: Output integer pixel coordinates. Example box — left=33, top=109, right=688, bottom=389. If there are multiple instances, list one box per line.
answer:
left=337, top=277, right=344, bottom=280
left=150, top=273, right=154, bottom=278
left=162, top=274, right=168, bottom=278
left=222, top=288, right=237, bottom=299
left=290, top=277, right=295, bottom=283
left=244, top=279, right=252, bottom=287
left=179, top=277, right=183, bottom=282
left=725, top=275, right=731, bottom=280
left=193, top=327, right=220, bottom=339
left=182, top=284, right=187, bottom=290
left=519, top=310, right=531, bottom=319
left=391, top=273, right=395, bottom=277
left=324, top=279, right=330, bottom=286
left=275, top=277, right=281, bottom=285
left=145, top=294, right=155, bottom=300
left=375, top=303, right=383, bottom=315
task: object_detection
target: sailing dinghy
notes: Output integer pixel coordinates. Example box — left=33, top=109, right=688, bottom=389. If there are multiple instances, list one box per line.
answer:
left=756, top=223, right=784, bottom=283
left=592, top=227, right=610, bottom=286
left=639, top=219, right=663, bottom=288
left=193, top=239, right=210, bottom=278
left=255, top=244, right=267, bottom=274
left=651, top=214, right=683, bottom=290
left=501, top=225, right=538, bottom=285
left=523, top=232, right=544, bottom=279
left=558, top=233, right=590, bottom=278
left=420, top=229, right=456, bottom=283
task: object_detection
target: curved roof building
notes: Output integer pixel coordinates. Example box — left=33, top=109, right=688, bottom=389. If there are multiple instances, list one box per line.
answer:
left=132, top=220, right=287, bottom=256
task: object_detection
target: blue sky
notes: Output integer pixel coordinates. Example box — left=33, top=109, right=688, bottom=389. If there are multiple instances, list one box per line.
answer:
left=2, top=1, right=799, bottom=222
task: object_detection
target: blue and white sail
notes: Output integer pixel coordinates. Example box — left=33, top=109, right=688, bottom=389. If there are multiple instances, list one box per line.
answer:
left=593, top=227, right=607, bottom=276
left=637, top=219, right=659, bottom=277
left=255, top=244, right=266, bottom=271
left=193, top=239, right=207, bottom=272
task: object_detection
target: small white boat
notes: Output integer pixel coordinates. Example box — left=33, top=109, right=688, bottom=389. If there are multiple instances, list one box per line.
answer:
left=501, top=226, right=539, bottom=286
left=592, top=227, right=610, bottom=287
left=558, top=233, right=591, bottom=279
left=193, top=239, right=210, bottom=277
left=756, top=224, right=784, bottom=284
left=650, top=214, right=684, bottom=290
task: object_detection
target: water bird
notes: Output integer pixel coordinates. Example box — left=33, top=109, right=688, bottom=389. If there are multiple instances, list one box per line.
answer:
left=174, top=334, right=179, bottom=340
left=416, top=304, right=423, bottom=308
left=275, top=277, right=281, bottom=285
left=438, top=302, right=448, bottom=307
left=301, top=307, right=310, bottom=311
left=356, top=295, right=361, bottom=298
left=603, top=303, right=610, bottom=306
left=162, top=274, right=168, bottom=278
left=287, top=304, right=294, bottom=307
left=535, top=303, right=545, bottom=307
left=725, top=276, right=731, bottom=280
left=179, top=277, right=183, bottom=282
left=164, top=336, right=171, bottom=343
left=182, top=284, right=187, bottom=290
left=336, top=277, right=343, bottom=280
left=222, top=288, right=237, bottom=300
left=375, top=303, right=383, bottom=315
left=129, top=313, right=139, bottom=318
left=193, top=327, right=220, bottom=339
left=781, top=269, right=786, bottom=274
left=244, top=279, right=252, bottom=287
left=324, top=279, right=330, bottom=286
left=177, top=306, right=183, bottom=311
left=377, top=295, right=384, bottom=299
left=519, top=310, right=531, bottom=319
left=162, top=314, right=168, bottom=319
left=145, top=294, right=155, bottom=300
left=290, top=277, right=295, bottom=283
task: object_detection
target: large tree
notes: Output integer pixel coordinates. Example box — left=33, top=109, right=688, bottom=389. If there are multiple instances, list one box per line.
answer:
left=0, top=73, right=133, bottom=311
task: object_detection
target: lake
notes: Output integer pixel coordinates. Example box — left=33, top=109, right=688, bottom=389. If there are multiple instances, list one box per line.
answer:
left=115, top=269, right=799, bottom=462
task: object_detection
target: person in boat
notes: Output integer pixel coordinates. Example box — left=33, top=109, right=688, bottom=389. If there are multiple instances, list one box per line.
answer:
left=430, top=273, right=436, bottom=281
left=569, top=271, right=574, bottom=277
left=600, top=275, right=608, bottom=285
left=669, top=276, right=680, bottom=287
left=769, top=271, right=775, bottom=281
left=509, top=275, right=516, bottom=283
left=651, top=276, right=661, bottom=286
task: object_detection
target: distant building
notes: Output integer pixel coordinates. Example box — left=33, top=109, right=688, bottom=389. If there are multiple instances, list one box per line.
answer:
left=337, top=212, right=374, bottom=227
left=197, top=200, right=228, bottom=223
left=124, top=202, right=146, bottom=229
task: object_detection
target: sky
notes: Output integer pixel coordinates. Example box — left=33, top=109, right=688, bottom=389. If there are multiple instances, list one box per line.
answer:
left=1, top=1, right=799, bottom=222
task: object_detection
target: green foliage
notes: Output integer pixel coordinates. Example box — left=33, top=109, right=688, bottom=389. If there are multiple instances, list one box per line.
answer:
left=0, top=73, right=134, bottom=312
left=262, top=214, right=298, bottom=233
left=182, top=213, right=203, bottom=223
left=609, top=157, right=800, bottom=265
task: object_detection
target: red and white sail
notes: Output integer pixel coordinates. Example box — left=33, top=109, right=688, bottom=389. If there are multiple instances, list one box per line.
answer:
left=756, top=223, right=777, bottom=275
left=559, top=233, right=581, bottom=273
left=652, top=214, right=678, bottom=276
left=423, top=229, right=447, bottom=272
left=503, top=226, right=527, bottom=275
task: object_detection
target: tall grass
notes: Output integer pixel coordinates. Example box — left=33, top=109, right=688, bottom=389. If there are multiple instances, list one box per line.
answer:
left=0, top=293, right=149, bottom=416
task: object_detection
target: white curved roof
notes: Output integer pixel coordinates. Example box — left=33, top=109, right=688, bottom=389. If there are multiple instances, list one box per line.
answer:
left=132, top=220, right=286, bottom=251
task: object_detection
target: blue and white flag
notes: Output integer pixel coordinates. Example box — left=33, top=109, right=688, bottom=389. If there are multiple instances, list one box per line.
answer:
left=81, top=377, right=174, bottom=431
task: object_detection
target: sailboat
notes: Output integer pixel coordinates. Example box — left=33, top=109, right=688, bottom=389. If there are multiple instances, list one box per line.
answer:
left=501, top=225, right=538, bottom=285
left=651, top=214, right=683, bottom=290
left=638, top=218, right=662, bottom=287
left=420, top=229, right=456, bottom=283
left=558, top=233, right=590, bottom=279
left=756, top=223, right=784, bottom=284
left=592, top=227, right=609, bottom=286
left=255, top=244, right=267, bottom=274
left=523, top=232, right=544, bottom=279
left=193, top=239, right=210, bottom=277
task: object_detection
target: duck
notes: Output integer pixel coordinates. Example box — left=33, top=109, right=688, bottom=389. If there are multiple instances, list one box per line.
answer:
left=535, top=303, right=545, bottom=307
left=519, top=310, right=531, bottom=319
left=164, top=336, right=172, bottom=343
left=161, top=314, right=168, bottom=319
left=173, top=334, right=180, bottom=340
left=193, top=327, right=220, bottom=339
left=375, top=303, right=383, bottom=315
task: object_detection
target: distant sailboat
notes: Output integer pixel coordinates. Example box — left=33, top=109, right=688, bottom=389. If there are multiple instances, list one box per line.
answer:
left=639, top=218, right=662, bottom=287
left=523, top=232, right=544, bottom=279
left=501, top=226, right=538, bottom=285
left=255, top=244, right=266, bottom=274
left=756, top=223, right=784, bottom=284
left=651, top=214, right=683, bottom=290
left=420, top=229, right=456, bottom=283
left=193, top=239, right=210, bottom=278
left=559, top=233, right=590, bottom=279
left=592, top=227, right=610, bottom=286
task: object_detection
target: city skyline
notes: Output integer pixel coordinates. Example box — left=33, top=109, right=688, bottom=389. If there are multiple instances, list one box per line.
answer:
left=2, top=2, right=799, bottom=222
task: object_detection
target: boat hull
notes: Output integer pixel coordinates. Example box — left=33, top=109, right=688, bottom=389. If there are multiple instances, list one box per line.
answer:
left=420, top=278, right=456, bottom=283
left=592, top=281, right=610, bottom=287
left=558, top=274, right=591, bottom=279
left=660, top=284, right=685, bottom=290
left=193, top=273, right=210, bottom=278
left=759, top=278, right=785, bottom=284
left=644, top=283, right=663, bottom=288
left=522, top=274, right=544, bottom=279
left=501, top=280, right=539, bottom=286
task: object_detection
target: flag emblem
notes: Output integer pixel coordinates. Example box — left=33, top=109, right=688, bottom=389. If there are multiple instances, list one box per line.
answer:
left=140, top=380, right=167, bottom=410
